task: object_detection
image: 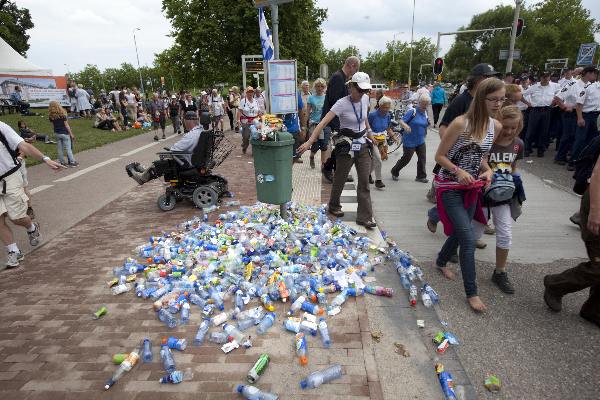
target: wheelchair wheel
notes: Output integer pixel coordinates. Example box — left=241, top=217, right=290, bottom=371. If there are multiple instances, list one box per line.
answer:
left=192, top=186, right=219, bottom=209
left=157, top=193, right=176, bottom=211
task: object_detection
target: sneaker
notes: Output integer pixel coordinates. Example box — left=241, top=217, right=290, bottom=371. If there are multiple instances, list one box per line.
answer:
left=484, top=224, right=495, bottom=235
left=309, top=157, right=315, bottom=169
left=569, top=212, right=581, bottom=226
left=346, top=175, right=354, bottom=183
left=153, top=135, right=159, bottom=141
left=369, top=175, right=374, bottom=184
left=5, top=251, right=23, bottom=268
left=449, top=254, right=458, bottom=264
left=491, top=271, right=514, bottom=294
left=391, top=175, right=399, bottom=181
left=356, top=220, right=377, bottom=229
left=293, top=158, right=304, bottom=164
left=554, top=159, right=566, bottom=166
left=328, top=208, right=344, bottom=217
left=543, top=276, right=562, bottom=312
left=427, top=218, right=437, bottom=233
left=415, top=177, right=429, bottom=183
left=68, top=161, right=79, bottom=168
left=375, top=180, right=385, bottom=189
left=27, top=207, right=35, bottom=220
left=27, top=222, right=41, bottom=246
left=475, top=239, right=487, bottom=249
left=162, top=134, right=166, bottom=139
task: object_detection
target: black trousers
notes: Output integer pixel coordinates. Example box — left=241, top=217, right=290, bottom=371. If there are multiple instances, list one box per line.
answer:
left=432, top=104, right=443, bottom=126
left=545, top=190, right=600, bottom=319
left=391, top=144, right=427, bottom=179
left=519, top=109, right=530, bottom=141
left=525, top=107, right=551, bottom=153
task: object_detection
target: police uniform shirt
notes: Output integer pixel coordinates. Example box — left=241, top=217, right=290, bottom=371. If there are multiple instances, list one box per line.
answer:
left=523, top=82, right=558, bottom=107
left=556, top=79, right=582, bottom=108
left=558, top=77, right=576, bottom=88
left=577, top=82, right=600, bottom=113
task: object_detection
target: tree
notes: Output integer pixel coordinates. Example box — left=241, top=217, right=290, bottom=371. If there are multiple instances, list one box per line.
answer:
left=0, top=0, right=34, bottom=56
left=444, top=0, right=599, bottom=79
left=321, top=46, right=360, bottom=78
left=160, top=0, right=327, bottom=88
left=70, top=65, right=104, bottom=93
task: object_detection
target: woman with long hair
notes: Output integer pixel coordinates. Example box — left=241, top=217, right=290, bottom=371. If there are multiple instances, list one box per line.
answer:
left=298, top=72, right=376, bottom=229
left=48, top=101, right=78, bottom=167
left=434, top=78, right=505, bottom=311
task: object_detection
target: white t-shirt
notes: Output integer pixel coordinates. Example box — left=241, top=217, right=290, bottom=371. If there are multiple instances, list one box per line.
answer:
left=330, top=94, right=369, bottom=135
left=209, top=96, right=224, bottom=116
left=126, top=93, right=136, bottom=105
left=239, top=97, right=259, bottom=120
left=0, top=121, right=24, bottom=176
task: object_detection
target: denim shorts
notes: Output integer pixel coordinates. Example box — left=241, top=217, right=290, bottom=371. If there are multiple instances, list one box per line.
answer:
left=311, top=125, right=331, bottom=152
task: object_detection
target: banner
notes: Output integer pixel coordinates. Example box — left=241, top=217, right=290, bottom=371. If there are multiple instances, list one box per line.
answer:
left=0, top=75, right=69, bottom=107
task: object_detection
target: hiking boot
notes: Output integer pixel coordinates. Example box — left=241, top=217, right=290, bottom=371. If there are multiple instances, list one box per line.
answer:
left=375, top=180, right=385, bottom=189
left=153, top=135, right=159, bottom=141
left=309, top=157, right=315, bottom=169
left=491, top=271, right=515, bottom=294
left=543, top=276, right=562, bottom=312
left=328, top=208, right=344, bottom=217
left=5, top=251, right=23, bottom=269
left=356, top=220, right=377, bottom=229
left=475, top=239, right=487, bottom=249
left=415, top=177, right=429, bottom=183
left=28, top=222, right=41, bottom=246
left=322, top=168, right=333, bottom=183
left=130, top=170, right=147, bottom=185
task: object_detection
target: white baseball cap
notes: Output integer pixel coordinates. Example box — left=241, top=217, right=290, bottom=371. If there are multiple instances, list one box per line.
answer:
left=346, top=72, right=371, bottom=90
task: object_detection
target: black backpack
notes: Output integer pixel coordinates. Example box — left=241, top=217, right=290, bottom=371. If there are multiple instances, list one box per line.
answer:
left=573, top=136, right=600, bottom=195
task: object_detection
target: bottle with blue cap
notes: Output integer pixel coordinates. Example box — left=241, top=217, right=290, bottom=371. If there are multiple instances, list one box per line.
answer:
left=236, top=384, right=279, bottom=400
left=256, top=312, right=276, bottom=334
left=299, top=364, right=342, bottom=389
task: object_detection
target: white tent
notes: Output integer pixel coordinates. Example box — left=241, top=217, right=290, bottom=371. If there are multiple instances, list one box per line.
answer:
left=0, top=36, right=52, bottom=76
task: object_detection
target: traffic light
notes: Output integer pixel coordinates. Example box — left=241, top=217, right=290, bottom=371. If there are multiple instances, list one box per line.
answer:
left=515, top=18, right=524, bottom=37
left=433, top=58, right=444, bottom=75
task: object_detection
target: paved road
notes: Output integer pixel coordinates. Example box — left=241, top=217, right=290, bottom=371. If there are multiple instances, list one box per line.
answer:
left=370, top=128, right=599, bottom=399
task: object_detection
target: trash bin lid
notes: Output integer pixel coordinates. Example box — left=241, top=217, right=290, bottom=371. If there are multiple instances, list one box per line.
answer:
left=251, top=131, right=295, bottom=147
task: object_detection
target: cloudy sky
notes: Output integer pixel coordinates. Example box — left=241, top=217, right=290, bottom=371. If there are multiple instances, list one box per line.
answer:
left=16, top=0, right=600, bottom=74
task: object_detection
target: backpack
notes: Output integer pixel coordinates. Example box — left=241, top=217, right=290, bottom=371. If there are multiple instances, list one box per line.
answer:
left=0, top=129, right=22, bottom=183
left=484, top=172, right=516, bottom=206
left=573, top=136, right=600, bottom=195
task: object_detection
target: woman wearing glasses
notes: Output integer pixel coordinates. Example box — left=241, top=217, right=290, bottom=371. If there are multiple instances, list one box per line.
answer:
left=434, top=78, right=505, bottom=312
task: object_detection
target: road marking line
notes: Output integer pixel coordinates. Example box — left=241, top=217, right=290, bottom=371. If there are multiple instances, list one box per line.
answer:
left=53, top=158, right=121, bottom=183
left=29, top=184, right=53, bottom=194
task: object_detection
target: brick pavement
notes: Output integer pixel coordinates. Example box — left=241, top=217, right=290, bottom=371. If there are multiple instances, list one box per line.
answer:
left=0, top=132, right=382, bottom=400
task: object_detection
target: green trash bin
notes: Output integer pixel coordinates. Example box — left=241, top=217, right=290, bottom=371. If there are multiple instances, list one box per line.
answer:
left=251, top=131, right=295, bottom=205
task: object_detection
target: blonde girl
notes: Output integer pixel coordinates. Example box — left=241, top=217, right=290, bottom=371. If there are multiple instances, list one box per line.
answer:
left=48, top=101, right=78, bottom=167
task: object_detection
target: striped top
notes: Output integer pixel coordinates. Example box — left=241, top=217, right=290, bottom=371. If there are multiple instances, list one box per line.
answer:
left=438, top=117, right=495, bottom=181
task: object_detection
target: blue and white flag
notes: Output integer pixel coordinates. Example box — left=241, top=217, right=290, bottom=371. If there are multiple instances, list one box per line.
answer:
left=259, top=8, right=274, bottom=61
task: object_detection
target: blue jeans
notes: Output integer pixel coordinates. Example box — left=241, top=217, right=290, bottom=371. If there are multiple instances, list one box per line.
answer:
left=56, top=133, right=75, bottom=164
left=428, top=205, right=440, bottom=224
left=436, top=190, right=478, bottom=297
left=555, top=111, right=577, bottom=162
left=570, top=111, right=600, bottom=165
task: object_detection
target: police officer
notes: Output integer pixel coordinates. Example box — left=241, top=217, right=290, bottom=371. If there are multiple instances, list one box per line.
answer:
left=569, top=66, right=600, bottom=171
left=554, top=70, right=583, bottom=165
left=521, top=71, right=559, bottom=157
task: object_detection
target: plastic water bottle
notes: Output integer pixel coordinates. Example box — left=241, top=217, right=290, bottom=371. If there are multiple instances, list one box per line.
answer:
left=158, top=309, right=178, bottom=329
left=423, top=283, right=440, bottom=304
left=409, top=284, right=418, bottom=306
left=135, top=278, right=146, bottom=297
left=295, top=333, right=308, bottom=365
left=421, top=290, right=432, bottom=308
left=159, top=344, right=176, bottom=373
left=299, top=364, right=343, bottom=389
left=318, top=318, right=331, bottom=348
left=111, top=283, right=132, bottom=295
left=330, top=291, right=347, bottom=308
left=165, top=336, right=187, bottom=351
left=208, top=331, right=228, bottom=344
left=301, top=301, right=324, bottom=316
left=288, top=295, right=306, bottom=315
left=235, top=290, right=245, bottom=312
left=210, top=311, right=229, bottom=326
left=223, top=323, right=246, bottom=344
left=180, top=302, right=190, bottom=324
left=260, top=294, right=275, bottom=312
left=236, top=384, right=279, bottom=400
left=104, top=350, right=140, bottom=390
left=256, top=312, right=276, bottom=335
left=141, top=338, right=153, bottom=363
left=203, top=205, right=218, bottom=213
left=159, top=367, right=194, bottom=384
left=194, top=320, right=210, bottom=346
left=399, top=273, right=411, bottom=290
left=189, top=293, right=206, bottom=307
left=237, top=317, right=257, bottom=331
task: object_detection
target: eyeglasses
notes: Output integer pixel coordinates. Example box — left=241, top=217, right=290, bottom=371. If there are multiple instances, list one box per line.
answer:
left=485, top=97, right=506, bottom=104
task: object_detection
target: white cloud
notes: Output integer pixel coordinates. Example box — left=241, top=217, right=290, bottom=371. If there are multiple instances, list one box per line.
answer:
left=16, top=0, right=600, bottom=76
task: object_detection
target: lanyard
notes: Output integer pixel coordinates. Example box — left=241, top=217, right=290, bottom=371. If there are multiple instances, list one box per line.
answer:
left=350, top=96, right=362, bottom=131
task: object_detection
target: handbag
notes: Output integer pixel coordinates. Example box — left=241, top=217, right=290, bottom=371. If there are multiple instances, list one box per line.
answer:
left=483, top=172, right=516, bottom=206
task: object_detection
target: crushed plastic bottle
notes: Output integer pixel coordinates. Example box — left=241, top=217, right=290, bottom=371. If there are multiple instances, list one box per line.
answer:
left=165, top=336, right=187, bottom=351
left=159, top=367, right=194, bottom=384
left=160, top=342, right=176, bottom=373
left=256, top=312, right=276, bottom=335
left=435, top=363, right=457, bottom=399
left=299, top=364, right=343, bottom=389
left=236, top=384, right=279, bottom=400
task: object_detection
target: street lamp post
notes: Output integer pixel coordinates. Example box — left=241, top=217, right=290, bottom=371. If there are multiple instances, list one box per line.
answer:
left=506, top=0, right=522, bottom=73
left=132, top=28, right=145, bottom=96
left=407, top=0, right=416, bottom=88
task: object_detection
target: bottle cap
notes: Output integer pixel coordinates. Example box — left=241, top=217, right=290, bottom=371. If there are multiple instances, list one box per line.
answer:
left=236, top=384, right=245, bottom=393
left=299, top=379, right=308, bottom=389
left=299, top=356, right=307, bottom=365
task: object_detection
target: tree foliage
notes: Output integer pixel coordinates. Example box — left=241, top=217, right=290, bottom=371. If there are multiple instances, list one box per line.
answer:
left=0, top=0, right=34, bottom=56
left=444, top=0, right=600, bottom=80
left=158, top=0, right=327, bottom=88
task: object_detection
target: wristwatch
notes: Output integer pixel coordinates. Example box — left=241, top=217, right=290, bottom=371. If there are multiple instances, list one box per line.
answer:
left=42, top=155, right=50, bottom=162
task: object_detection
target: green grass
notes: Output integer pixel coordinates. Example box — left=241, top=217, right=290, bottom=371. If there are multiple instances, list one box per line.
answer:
left=0, top=108, right=159, bottom=166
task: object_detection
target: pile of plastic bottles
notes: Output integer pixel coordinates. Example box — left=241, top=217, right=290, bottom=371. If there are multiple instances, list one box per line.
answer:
left=104, top=203, right=407, bottom=394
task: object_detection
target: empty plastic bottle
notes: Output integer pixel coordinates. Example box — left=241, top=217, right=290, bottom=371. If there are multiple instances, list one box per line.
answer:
left=288, top=295, right=306, bottom=315
left=194, top=320, right=210, bottom=346
left=364, top=286, right=394, bottom=297
left=235, top=290, right=245, bottom=311
left=223, top=323, right=246, bottom=344
left=104, top=350, right=140, bottom=390
left=301, top=301, right=324, bottom=316
left=295, top=333, right=308, bottom=365
left=236, top=384, right=279, bottom=400
left=180, top=302, right=190, bottom=324
left=318, top=318, right=331, bottom=348
left=111, top=283, right=132, bottom=295
left=423, top=283, right=440, bottom=304
left=210, top=311, right=229, bottom=326
left=189, top=293, right=206, bottom=307
left=237, top=317, right=257, bottom=331
left=421, top=290, right=432, bottom=308
left=256, top=312, right=276, bottom=335
left=159, top=367, right=194, bottom=384
left=330, top=291, right=347, bottom=308
left=158, top=309, right=178, bottom=329
left=165, top=336, right=187, bottom=351
left=159, top=343, right=176, bottom=373
left=399, top=272, right=411, bottom=290
left=141, top=338, right=153, bottom=363
left=135, top=278, right=146, bottom=297
left=409, top=284, right=418, bottom=307
left=260, top=294, right=275, bottom=312
left=208, top=331, right=228, bottom=344
left=299, top=364, right=343, bottom=389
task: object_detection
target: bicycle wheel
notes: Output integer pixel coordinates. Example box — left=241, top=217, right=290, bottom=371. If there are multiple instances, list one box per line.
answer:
left=386, top=133, right=403, bottom=154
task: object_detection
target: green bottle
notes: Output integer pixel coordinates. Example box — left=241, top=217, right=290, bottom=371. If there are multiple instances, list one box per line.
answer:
left=247, top=353, right=270, bottom=383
